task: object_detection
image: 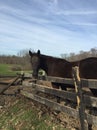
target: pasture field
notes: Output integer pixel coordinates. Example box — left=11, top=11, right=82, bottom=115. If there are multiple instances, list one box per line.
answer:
left=0, top=64, right=31, bottom=76
left=0, top=64, right=18, bottom=76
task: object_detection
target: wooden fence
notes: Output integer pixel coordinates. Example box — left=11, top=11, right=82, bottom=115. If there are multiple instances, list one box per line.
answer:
left=20, top=67, right=97, bottom=130
left=0, top=74, right=24, bottom=94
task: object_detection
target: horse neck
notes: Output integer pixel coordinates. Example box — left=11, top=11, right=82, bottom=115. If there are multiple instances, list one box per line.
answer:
left=40, top=55, right=71, bottom=76
left=40, top=55, right=58, bottom=75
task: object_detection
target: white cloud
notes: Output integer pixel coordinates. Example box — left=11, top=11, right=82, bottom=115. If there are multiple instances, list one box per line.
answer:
left=0, top=0, right=97, bottom=56
left=69, top=22, right=97, bottom=26
left=56, top=10, right=97, bottom=15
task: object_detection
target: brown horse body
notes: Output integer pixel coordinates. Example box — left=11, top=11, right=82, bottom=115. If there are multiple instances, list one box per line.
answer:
left=29, top=50, right=97, bottom=96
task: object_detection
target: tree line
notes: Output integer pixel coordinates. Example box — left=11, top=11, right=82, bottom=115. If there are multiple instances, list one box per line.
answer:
left=61, top=47, right=97, bottom=61
left=0, top=48, right=97, bottom=70
left=0, top=49, right=32, bottom=70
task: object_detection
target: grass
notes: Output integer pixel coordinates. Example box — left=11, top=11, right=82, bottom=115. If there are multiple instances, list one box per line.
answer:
left=0, top=97, right=67, bottom=130
left=0, top=64, right=32, bottom=76
left=0, top=63, right=44, bottom=77
left=0, top=64, right=18, bottom=76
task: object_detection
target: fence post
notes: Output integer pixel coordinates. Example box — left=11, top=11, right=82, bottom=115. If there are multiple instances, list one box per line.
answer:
left=72, top=66, right=88, bottom=130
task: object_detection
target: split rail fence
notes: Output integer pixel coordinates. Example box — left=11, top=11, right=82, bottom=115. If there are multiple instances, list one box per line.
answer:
left=0, top=67, right=97, bottom=129
left=21, top=67, right=97, bottom=130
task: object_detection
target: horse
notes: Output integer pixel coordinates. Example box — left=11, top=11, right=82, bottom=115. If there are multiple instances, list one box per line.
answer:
left=29, top=50, right=97, bottom=96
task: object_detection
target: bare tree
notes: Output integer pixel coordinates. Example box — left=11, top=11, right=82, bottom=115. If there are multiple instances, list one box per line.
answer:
left=60, top=47, right=97, bottom=61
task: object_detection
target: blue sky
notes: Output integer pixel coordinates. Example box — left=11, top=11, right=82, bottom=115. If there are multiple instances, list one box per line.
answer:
left=0, top=0, right=97, bottom=56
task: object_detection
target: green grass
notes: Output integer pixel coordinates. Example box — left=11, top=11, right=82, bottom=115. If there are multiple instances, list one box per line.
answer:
left=0, top=64, right=32, bottom=76
left=0, top=64, right=24, bottom=76
left=0, top=98, right=67, bottom=130
left=0, top=63, right=44, bottom=77
left=0, top=64, right=17, bottom=76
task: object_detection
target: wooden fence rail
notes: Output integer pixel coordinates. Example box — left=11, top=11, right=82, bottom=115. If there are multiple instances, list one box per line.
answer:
left=21, top=90, right=97, bottom=125
left=21, top=67, right=97, bottom=130
left=0, top=74, right=24, bottom=94
left=20, top=72, right=97, bottom=89
left=38, top=76, right=97, bottom=89
left=23, top=82, right=97, bottom=108
left=21, top=86, right=97, bottom=129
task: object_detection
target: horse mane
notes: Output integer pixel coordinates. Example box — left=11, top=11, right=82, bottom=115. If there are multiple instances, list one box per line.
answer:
left=40, top=53, right=70, bottom=63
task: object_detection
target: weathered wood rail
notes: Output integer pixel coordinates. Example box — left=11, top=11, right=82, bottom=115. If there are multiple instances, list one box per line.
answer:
left=23, top=82, right=97, bottom=108
left=18, top=73, right=97, bottom=89
left=38, top=76, right=97, bottom=89
left=0, top=70, right=97, bottom=129
left=0, top=74, right=24, bottom=94
left=21, top=67, right=97, bottom=130
left=21, top=89, right=97, bottom=125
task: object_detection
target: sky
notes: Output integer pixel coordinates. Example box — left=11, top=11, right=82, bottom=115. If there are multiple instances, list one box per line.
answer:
left=0, top=0, right=97, bottom=57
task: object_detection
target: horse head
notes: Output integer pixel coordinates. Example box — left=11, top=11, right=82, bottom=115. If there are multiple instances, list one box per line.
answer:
left=29, top=50, right=40, bottom=78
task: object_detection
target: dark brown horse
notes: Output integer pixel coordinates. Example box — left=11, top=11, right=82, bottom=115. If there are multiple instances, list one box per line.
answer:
left=29, top=50, right=97, bottom=96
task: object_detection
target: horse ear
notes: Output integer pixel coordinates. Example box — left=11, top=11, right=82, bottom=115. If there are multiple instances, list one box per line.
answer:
left=37, top=50, right=40, bottom=55
left=29, top=50, right=32, bottom=56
